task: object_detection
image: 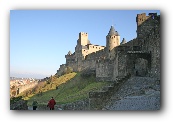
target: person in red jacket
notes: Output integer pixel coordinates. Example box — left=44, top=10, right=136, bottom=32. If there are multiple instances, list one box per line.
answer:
left=47, top=97, right=56, bottom=110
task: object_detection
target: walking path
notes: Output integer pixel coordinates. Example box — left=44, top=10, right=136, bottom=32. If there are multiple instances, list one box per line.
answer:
left=103, top=77, right=160, bottom=110
left=28, top=106, right=63, bottom=110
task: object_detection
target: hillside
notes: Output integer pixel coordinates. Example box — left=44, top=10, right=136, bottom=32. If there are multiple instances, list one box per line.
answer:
left=26, top=72, right=110, bottom=109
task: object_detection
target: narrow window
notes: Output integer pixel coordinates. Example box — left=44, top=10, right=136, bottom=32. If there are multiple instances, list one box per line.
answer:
left=152, top=15, right=154, bottom=19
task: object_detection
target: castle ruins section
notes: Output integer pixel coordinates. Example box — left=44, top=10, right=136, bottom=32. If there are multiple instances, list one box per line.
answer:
left=56, top=12, right=160, bottom=81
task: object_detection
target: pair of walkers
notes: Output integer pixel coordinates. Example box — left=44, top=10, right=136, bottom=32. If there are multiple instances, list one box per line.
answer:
left=32, top=97, right=56, bottom=110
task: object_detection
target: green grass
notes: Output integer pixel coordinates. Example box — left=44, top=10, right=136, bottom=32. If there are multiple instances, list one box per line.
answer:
left=26, top=72, right=110, bottom=107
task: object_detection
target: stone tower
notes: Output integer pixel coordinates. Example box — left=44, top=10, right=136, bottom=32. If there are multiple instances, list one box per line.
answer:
left=136, top=13, right=151, bottom=26
left=106, top=25, right=120, bottom=51
left=136, top=13, right=158, bottom=44
left=75, top=32, right=90, bottom=62
left=136, top=13, right=151, bottom=42
left=78, top=32, right=89, bottom=46
left=106, top=25, right=120, bottom=59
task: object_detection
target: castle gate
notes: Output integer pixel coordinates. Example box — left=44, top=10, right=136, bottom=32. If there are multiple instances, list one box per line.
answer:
left=126, top=51, right=151, bottom=77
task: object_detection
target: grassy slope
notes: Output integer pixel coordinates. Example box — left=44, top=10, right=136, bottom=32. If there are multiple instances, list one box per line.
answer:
left=27, top=72, right=110, bottom=107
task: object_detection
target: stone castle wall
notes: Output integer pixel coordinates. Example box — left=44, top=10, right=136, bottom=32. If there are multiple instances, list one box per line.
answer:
left=56, top=64, right=67, bottom=76
left=56, top=13, right=160, bottom=82
left=96, top=59, right=114, bottom=82
left=116, top=48, right=128, bottom=78
left=143, top=24, right=160, bottom=79
left=82, top=44, right=105, bottom=59
left=85, top=48, right=107, bottom=60
left=136, top=14, right=160, bottom=79
left=79, top=59, right=96, bottom=71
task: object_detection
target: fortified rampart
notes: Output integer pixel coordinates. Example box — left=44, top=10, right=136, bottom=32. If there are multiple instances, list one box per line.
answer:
left=56, top=12, right=160, bottom=81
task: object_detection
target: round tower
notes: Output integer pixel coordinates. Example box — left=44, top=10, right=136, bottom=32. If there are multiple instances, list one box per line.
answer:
left=106, top=25, right=120, bottom=52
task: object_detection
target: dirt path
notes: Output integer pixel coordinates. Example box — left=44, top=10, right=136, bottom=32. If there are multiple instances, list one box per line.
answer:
left=28, top=106, right=63, bottom=110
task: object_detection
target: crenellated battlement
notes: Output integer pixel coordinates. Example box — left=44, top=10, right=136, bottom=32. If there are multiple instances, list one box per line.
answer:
left=79, top=32, right=88, bottom=36
left=136, top=13, right=150, bottom=26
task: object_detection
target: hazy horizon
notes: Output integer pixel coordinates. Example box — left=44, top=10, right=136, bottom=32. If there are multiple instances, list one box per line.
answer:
left=10, top=72, right=48, bottom=79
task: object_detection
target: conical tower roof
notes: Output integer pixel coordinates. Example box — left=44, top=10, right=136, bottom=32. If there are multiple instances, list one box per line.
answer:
left=108, top=25, right=119, bottom=36
left=120, top=38, right=127, bottom=45
left=68, top=51, right=72, bottom=55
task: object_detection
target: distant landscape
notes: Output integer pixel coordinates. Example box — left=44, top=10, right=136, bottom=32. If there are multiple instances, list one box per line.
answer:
left=10, top=11, right=160, bottom=110
left=10, top=71, right=110, bottom=110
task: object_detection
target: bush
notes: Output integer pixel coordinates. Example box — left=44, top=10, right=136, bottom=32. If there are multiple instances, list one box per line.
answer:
left=10, top=96, right=22, bottom=104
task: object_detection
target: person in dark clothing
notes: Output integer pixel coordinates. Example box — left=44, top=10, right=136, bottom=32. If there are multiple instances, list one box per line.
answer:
left=32, top=99, right=38, bottom=110
left=47, top=97, right=56, bottom=110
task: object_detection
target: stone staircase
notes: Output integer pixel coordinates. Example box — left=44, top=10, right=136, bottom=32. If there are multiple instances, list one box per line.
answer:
left=89, top=75, right=131, bottom=110
left=103, top=77, right=160, bottom=110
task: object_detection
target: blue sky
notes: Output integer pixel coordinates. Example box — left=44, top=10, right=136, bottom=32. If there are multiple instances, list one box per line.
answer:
left=10, top=10, right=160, bottom=79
